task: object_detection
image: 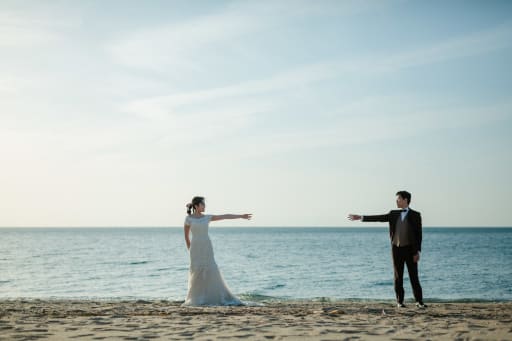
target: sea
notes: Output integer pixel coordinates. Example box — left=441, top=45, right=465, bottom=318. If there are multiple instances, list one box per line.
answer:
left=1, top=227, right=511, bottom=302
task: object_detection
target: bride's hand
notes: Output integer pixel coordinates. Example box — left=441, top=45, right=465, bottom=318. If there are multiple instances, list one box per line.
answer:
left=241, top=214, right=252, bottom=220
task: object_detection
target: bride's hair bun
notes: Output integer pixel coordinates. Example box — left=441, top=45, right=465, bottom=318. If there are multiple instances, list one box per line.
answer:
left=187, top=196, right=205, bottom=215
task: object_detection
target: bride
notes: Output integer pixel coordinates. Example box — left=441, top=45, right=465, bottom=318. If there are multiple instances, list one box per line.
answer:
left=183, top=196, right=252, bottom=306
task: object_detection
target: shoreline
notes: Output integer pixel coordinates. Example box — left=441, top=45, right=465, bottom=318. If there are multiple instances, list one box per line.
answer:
left=1, top=299, right=511, bottom=340
left=1, top=297, right=511, bottom=303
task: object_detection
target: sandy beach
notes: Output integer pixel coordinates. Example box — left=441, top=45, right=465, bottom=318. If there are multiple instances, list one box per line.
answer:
left=1, top=300, right=511, bottom=340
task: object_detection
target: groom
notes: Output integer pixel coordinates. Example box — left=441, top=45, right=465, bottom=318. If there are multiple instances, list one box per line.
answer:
left=348, top=191, right=426, bottom=308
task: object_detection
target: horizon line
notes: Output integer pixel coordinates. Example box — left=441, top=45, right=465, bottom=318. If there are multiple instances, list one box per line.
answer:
left=1, top=226, right=511, bottom=229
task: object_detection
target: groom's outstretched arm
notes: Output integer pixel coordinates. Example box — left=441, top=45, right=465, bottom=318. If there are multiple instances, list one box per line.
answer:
left=348, top=213, right=390, bottom=222
left=362, top=213, right=390, bottom=222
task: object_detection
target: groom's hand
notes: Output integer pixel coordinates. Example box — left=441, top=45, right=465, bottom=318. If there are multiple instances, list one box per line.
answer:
left=413, top=252, right=420, bottom=263
left=348, top=214, right=362, bottom=221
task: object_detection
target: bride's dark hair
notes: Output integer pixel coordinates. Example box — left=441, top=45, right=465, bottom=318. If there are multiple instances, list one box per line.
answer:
left=186, top=196, right=205, bottom=215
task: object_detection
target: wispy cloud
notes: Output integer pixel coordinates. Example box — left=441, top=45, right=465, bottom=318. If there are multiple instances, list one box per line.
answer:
left=118, top=18, right=512, bottom=115
left=108, top=3, right=273, bottom=70
left=0, top=10, right=77, bottom=47
left=121, top=61, right=332, bottom=119
left=107, top=1, right=386, bottom=71
left=376, top=21, right=512, bottom=72
left=110, top=18, right=512, bottom=160
left=205, top=97, right=512, bottom=160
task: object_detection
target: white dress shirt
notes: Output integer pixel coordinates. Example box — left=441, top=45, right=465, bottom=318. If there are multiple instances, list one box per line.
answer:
left=401, top=207, right=409, bottom=221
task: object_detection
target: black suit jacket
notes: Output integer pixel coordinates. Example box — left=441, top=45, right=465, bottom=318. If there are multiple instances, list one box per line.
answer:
left=362, top=209, right=422, bottom=254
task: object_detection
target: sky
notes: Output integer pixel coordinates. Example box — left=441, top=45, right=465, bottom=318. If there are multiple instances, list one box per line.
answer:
left=1, top=0, right=511, bottom=227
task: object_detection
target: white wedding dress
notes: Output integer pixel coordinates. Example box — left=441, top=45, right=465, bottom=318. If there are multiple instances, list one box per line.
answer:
left=183, top=214, right=242, bottom=306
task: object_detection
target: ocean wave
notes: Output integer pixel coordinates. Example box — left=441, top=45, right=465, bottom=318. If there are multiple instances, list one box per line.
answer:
left=129, top=261, right=149, bottom=265
left=373, top=281, right=393, bottom=286
left=264, top=283, right=286, bottom=290
left=238, top=293, right=280, bottom=302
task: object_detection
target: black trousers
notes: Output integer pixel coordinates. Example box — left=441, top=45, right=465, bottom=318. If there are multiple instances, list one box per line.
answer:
left=392, top=245, right=423, bottom=303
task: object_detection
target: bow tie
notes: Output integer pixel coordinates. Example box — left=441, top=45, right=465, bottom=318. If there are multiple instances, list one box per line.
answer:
left=401, top=209, right=408, bottom=212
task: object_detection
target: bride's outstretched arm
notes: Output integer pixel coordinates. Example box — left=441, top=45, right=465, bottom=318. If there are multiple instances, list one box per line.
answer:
left=211, top=214, right=252, bottom=222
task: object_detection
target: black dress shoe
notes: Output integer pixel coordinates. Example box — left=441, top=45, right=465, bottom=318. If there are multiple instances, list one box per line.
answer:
left=416, top=302, right=427, bottom=308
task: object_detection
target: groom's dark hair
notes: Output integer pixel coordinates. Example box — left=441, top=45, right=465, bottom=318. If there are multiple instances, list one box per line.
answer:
left=396, top=191, right=411, bottom=204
